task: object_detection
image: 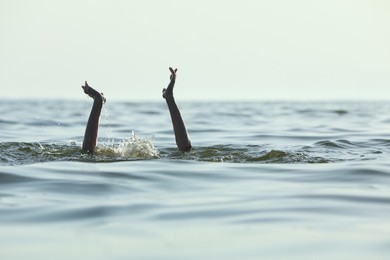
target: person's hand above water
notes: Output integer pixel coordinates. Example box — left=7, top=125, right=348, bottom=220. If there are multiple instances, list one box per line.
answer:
left=162, top=67, right=178, bottom=99
left=82, top=81, right=106, bottom=104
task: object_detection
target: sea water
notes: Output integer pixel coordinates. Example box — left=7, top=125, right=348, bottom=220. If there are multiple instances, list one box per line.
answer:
left=0, top=100, right=389, bottom=259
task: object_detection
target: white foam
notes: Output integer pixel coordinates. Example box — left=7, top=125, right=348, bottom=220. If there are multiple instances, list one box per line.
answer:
left=115, top=131, right=159, bottom=159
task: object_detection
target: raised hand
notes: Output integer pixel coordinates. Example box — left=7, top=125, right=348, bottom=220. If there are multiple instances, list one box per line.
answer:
left=82, top=81, right=106, bottom=104
left=169, top=67, right=177, bottom=81
left=162, top=67, right=178, bottom=99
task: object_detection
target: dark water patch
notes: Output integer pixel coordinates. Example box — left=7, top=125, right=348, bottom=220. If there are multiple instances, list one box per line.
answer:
left=0, top=142, right=81, bottom=165
left=40, top=203, right=157, bottom=222
left=138, top=110, right=162, bottom=115
left=154, top=208, right=259, bottom=221
left=160, top=145, right=330, bottom=164
left=33, top=181, right=131, bottom=196
left=249, top=133, right=334, bottom=142
left=0, top=119, right=19, bottom=125
left=275, top=162, right=390, bottom=185
left=332, top=109, right=348, bottom=115
left=309, top=139, right=390, bottom=161
left=296, top=109, right=349, bottom=116
left=246, top=150, right=287, bottom=162
left=247, top=150, right=328, bottom=164
left=234, top=216, right=298, bottom=224
left=345, top=167, right=390, bottom=179
left=0, top=202, right=160, bottom=223
left=314, top=140, right=343, bottom=149
left=152, top=204, right=359, bottom=223
left=369, top=139, right=390, bottom=147
left=98, top=170, right=157, bottom=182
left=315, top=139, right=361, bottom=149
left=298, top=194, right=390, bottom=205
left=0, top=171, right=41, bottom=184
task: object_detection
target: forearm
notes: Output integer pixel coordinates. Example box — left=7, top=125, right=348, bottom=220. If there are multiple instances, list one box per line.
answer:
left=82, top=99, right=103, bottom=153
left=165, top=97, right=192, bottom=152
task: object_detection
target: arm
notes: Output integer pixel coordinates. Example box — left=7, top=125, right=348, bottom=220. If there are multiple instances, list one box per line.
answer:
left=81, top=81, right=106, bottom=154
left=162, top=67, right=192, bottom=152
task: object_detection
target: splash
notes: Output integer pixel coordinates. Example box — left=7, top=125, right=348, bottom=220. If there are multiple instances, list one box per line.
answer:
left=110, top=131, right=159, bottom=160
left=0, top=132, right=159, bottom=165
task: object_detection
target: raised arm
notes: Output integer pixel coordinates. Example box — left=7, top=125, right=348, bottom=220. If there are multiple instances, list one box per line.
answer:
left=81, top=81, right=106, bottom=154
left=162, top=67, right=192, bottom=152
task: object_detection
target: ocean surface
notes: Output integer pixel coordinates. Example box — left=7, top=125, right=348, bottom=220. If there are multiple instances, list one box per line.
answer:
left=1, top=99, right=389, bottom=259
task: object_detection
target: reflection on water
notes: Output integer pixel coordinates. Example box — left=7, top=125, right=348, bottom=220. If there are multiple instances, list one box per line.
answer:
left=0, top=100, right=389, bottom=259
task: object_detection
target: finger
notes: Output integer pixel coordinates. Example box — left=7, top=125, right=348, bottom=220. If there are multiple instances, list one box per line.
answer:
left=174, top=68, right=178, bottom=73
left=169, top=67, right=175, bottom=74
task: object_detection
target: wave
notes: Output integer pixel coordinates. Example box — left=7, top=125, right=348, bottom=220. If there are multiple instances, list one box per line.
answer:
left=1, top=137, right=389, bottom=166
left=159, top=145, right=330, bottom=164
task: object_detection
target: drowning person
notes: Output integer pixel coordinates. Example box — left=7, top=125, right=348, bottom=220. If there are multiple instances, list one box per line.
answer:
left=162, top=67, right=192, bottom=152
left=81, top=81, right=106, bottom=154
left=81, top=67, right=190, bottom=154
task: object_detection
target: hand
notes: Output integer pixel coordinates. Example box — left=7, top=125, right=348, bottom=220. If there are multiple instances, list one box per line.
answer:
left=169, top=67, right=177, bottom=81
left=163, top=67, right=178, bottom=99
left=82, top=81, right=93, bottom=97
left=82, top=81, right=106, bottom=103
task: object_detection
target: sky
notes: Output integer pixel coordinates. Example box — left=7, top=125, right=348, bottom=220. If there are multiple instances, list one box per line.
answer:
left=1, top=0, right=389, bottom=101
